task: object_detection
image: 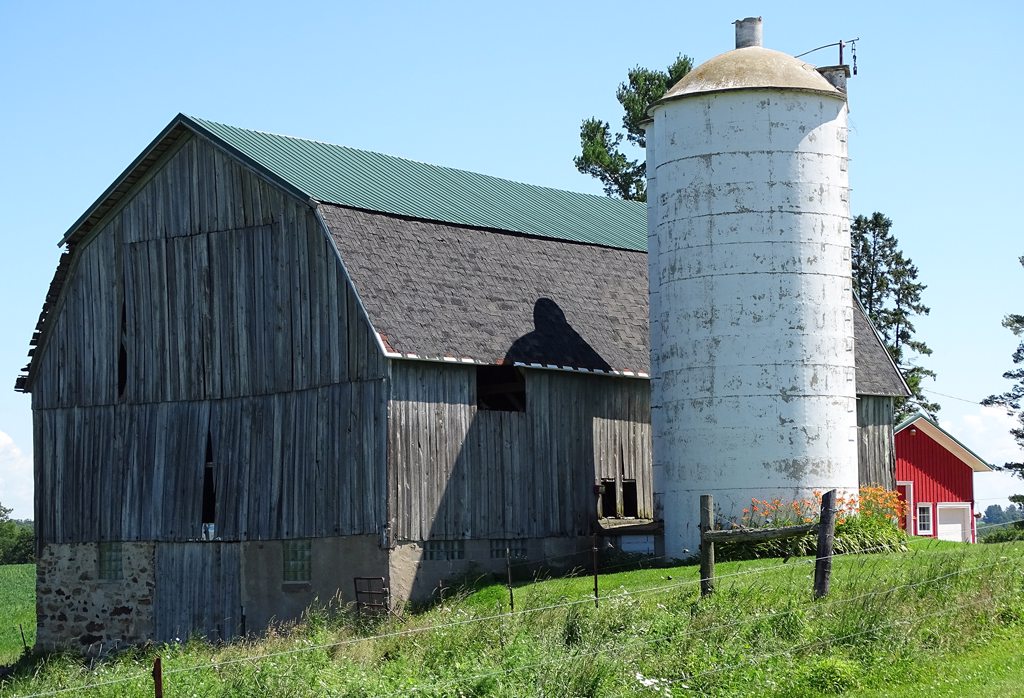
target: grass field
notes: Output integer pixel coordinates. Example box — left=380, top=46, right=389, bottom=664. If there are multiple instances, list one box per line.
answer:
left=1, top=540, right=1023, bottom=696
left=0, top=565, right=34, bottom=666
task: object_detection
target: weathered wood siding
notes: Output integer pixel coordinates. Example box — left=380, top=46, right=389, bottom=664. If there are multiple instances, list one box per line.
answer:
left=388, top=362, right=651, bottom=541
left=31, top=133, right=387, bottom=545
left=857, top=396, right=896, bottom=489
left=32, top=133, right=384, bottom=409
left=35, top=383, right=385, bottom=543
left=154, top=543, right=241, bottom=642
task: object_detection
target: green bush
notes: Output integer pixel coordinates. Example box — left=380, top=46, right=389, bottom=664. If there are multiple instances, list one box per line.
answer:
left=717, top=516, right=907, bottom=562
left=716, top=489, right=909, bottom=562
left=833, top=514, right=908, bottom=554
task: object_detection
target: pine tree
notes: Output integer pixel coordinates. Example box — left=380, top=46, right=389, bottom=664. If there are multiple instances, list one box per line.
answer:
left=574, top=55, right=693, bottom=201
left=982, top=255, right=1024, bottom=480
left=851, top=213, right=939, bottom=420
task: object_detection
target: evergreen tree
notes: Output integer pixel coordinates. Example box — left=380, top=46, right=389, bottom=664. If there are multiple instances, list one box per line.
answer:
left=983, top=504, right=1006, bottom=524
left=574, top=55, right=693, bottom=201
left=982, top=255, right=1024, bottom=481
left=851, top=213, right=939, bottom=420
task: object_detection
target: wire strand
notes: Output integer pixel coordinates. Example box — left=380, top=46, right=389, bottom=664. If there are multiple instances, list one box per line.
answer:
left=9, top=541, right=1021, bottom=697
left=394, top=551, right=1019, bottom=695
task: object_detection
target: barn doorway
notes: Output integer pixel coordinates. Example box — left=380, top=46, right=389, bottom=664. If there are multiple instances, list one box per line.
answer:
left=936, top=505, right=971, bottom=543
left=896, top=482, right=912, bottom=532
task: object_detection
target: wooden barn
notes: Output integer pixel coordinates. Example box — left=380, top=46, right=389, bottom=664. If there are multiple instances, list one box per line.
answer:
left=895, top=414, right=992, bottom=542
left=18, top=114, right=907, bottom=651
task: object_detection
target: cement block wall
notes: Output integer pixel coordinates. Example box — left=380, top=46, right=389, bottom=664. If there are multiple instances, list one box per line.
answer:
left=239, top=535, right=387, bottom=631
left=388, top=536, right=588, bottom=604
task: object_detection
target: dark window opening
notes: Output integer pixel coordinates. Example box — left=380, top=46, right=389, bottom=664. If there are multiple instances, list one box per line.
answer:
left=599, top=479, right=639, bottom=519
left=600, top=479, right=617, bottom=518
left=622, top=480, right=638, bottom=518
left=202, top=465, right=216, bottom=524
left=117, top=344, right=128, bottom=397
left=202, top=431, right=216, bottom=525
left=117, top=300, right=128, bottom=398
left=476, top=365, right=526, bottom=412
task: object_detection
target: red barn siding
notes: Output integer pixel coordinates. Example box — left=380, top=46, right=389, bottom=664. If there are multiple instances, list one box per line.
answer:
left=895, top=427, right=977, bottom=540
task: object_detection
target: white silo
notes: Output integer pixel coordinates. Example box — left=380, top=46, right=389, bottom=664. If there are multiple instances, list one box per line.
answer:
left=646, top=17, right=858, bottom=558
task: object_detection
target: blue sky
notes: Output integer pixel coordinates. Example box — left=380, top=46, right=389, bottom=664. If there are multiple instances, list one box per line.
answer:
left=1, top=1, right=1021, bottom=519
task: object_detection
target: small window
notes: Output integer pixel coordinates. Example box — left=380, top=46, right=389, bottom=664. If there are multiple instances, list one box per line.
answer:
left=599, top=479, right=640, bottom=519
left=917, top=504, right=933, bottom=536
left=490, top=539, right=527, bottom=559
left=477, top=366, right=526, bottom=412
left=424, top=540, right=465, bottom=561
left=600, top=479, right=617, bottom=518
left=283, top=540, right=312, bottom=582
left=98, top=542, right=124, bottom=581
left=621, top=480, right=638, bottom=518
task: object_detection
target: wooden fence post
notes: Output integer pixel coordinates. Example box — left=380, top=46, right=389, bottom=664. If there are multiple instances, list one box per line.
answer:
left=700, top=494, right=715, bottom=597
left=814, top=489, right=837, bottom=599
left=152, top=655, right=163, bottom=698
left=591, top=532, right=599, bottom=608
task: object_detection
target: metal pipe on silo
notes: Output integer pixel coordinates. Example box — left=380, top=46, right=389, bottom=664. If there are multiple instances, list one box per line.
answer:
left=734, top=17, right=763, bottom=48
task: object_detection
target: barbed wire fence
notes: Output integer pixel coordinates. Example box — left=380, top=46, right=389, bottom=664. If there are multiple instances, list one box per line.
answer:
left=7, top=536, right=1022, bottom=698
left=393, top=551, right=1019, bottom=696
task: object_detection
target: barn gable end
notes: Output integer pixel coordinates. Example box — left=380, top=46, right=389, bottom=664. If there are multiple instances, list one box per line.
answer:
left=895, top=414, right=991, bottom=543
left=28, top=127, right=390, bottom=650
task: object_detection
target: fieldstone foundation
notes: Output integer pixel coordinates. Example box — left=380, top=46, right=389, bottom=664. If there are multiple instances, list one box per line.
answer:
left=36, top=542, right=155, bottom=653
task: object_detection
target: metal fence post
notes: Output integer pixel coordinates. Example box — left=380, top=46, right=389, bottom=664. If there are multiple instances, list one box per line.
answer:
left=152, top=655, right=163, bottom=698
left=506, top=547, right=514, bottom=612
left=700, top=494, right=715, bottom=597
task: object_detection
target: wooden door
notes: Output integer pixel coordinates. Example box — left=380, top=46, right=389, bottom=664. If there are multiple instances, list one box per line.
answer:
left=154, top=543, right=241, bottom=643
left=896, top=484, right=909, bottom=531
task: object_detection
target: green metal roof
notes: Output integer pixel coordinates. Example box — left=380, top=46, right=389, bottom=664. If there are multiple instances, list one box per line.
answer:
left=186, top=115, right=647, bottom=251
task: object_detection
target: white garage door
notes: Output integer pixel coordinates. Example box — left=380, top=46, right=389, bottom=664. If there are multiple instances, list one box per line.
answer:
left=937, top=507, right=969, bottom=543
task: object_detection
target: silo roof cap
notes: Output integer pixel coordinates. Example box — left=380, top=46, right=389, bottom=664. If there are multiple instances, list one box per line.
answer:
left=653, top=46, right=843, bottom=108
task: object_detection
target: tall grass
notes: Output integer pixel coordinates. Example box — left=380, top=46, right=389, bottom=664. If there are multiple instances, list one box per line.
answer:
left=2, top=540, right=1022, bottom=696
left=0, top=565, right=34, bottom=665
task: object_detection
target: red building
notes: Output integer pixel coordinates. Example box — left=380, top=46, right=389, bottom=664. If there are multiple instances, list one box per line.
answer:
left=895, top=414, right=992, bottom=542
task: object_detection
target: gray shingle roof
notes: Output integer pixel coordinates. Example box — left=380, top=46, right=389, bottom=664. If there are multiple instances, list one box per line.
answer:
left=321, top=205, right=650, bottom=375
left=854, top=303, right=911, bottom=396
left=321, top=203, right=908, bottom=396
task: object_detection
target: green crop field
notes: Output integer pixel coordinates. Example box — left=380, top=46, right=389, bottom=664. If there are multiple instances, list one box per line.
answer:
left=0, top=565, right=35, bottom=666
left=2, top=541, right=1023, bottom=696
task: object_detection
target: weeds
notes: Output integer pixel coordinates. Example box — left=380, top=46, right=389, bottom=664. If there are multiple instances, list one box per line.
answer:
left=1, top=541, right=1022, bottom=696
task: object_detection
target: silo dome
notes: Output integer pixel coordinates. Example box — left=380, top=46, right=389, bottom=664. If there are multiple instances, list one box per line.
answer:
left=645, top=20, right=857, bottom=560
left=659, top=46, right=842, bottom=100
